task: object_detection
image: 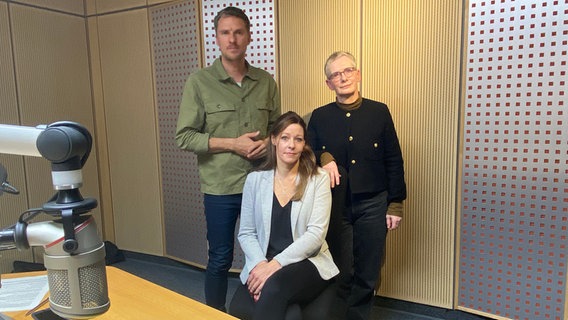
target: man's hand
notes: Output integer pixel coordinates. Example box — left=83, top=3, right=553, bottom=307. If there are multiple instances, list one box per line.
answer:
left=386, top=215, right=402, bottom=230
left=233, top=131, right=267, bottom=159
left=246, top=260, right=282, bottom=302
left=322, top=161, right=341, bottom=188
left=209, top=131, right=267, bottom=159
left=245, top=137, right=268, bottom=160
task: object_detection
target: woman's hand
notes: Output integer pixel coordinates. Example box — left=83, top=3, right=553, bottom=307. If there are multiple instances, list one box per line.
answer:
left=246, top=260, right=282, bottom=301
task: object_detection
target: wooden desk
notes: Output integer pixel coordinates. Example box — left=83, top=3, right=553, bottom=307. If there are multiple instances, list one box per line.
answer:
left=2, top=266, right=237, bottom=320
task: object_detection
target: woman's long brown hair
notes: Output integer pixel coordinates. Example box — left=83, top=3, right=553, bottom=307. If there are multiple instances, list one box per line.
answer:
left=257, top=111, right=318, bottom=201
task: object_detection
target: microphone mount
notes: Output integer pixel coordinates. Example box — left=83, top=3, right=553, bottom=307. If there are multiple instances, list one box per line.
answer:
left=0, top=121, right=98, bottom=254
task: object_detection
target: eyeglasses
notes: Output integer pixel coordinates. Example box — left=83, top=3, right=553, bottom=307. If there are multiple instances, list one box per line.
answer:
left=327, top=67, right=357, bottom=82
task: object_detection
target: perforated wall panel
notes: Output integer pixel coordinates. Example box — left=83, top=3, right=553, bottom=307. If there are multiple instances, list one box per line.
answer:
left=201, top=0, right=276, bottom=75
left=151, top=1, right=207, bottom=266
left=459, top=1, right=568, bottom=319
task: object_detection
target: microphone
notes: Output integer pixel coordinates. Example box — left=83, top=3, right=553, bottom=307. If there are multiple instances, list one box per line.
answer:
left=25, top=216, right=110, bottom=319
left=0, top=163, right=19, bottom=195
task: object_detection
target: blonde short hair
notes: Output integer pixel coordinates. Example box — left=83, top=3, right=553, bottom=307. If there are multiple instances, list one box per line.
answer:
left=324, top=51, right=357, bottom=78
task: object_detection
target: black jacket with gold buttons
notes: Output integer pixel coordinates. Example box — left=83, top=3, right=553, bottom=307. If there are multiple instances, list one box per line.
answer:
left=307, top=98, right=407, bottom=203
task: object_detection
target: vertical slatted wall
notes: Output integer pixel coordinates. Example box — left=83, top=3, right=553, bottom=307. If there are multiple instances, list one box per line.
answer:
left=363, top=1, right=463, bottom=307
left=279, top=0, right=463, bottom=308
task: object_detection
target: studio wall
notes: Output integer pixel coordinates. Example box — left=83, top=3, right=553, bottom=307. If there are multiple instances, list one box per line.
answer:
left=1, top=1, right=566, bottom=319
left=0, top=0, right=101, bottom=272
left=459, top=1, right=568, bottom=319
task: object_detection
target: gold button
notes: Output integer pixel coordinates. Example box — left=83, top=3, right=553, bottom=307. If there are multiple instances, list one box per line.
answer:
left=374, top=143, right=378, bottom=148
left=346, top=112, right=351, bottom=117
left=349, top=136, right=353, bottom=141
left=351, top=159, right=356, bottom=164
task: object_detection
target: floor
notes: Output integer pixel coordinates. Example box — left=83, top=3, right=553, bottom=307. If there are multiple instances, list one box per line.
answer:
left=113, top=251, right=490, bottom=320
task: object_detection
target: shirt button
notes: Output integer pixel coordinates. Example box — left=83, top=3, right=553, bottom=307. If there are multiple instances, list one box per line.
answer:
left=351, top=159, right=356, bottom=164
left=374, top=143, right=378, bottom=148
left=349, top=136, right=353, bottom=142
left=322, top=146, right=326, bottom=150
left=346, top=112, right=351, bottom=118
left=244, top=122, right=249, bottom=127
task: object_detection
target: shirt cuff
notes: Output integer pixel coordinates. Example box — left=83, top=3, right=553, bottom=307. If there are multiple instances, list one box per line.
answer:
left=320, top=152, right=335, bottom=166
left=387, top=202, right=403, bottom=217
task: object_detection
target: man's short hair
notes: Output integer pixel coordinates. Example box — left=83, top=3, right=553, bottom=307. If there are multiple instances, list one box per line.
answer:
left=213, top=6, right=251, bottom=33
left=324, top=51, right=357, bottom=78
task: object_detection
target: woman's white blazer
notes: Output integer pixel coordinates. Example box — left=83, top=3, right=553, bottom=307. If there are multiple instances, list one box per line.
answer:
left=238, top=168, right=339, bottom=284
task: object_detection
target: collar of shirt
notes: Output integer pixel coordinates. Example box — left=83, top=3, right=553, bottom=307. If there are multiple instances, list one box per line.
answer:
left=211, top=57, right=262, bottom=83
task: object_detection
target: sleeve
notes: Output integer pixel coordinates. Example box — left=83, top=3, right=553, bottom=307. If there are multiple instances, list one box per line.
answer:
left=382, top=107, right=407, bottom=203
left=237, top=173, right=268, bottom=271
left=307, top=110, right=325, bottom=165
left=175, top=75, right=210, bottom=154
left=273, top=172, right=332, bottom=266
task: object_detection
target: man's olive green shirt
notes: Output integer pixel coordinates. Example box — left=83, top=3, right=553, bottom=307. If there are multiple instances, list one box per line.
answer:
left=176, top=58, right=281, bottom=195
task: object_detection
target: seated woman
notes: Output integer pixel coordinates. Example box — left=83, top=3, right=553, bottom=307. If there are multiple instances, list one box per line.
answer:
left=229, top=111, right=339, bottom=320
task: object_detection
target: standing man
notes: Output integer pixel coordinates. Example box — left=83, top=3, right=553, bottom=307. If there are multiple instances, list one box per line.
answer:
left=176, top=6, right=280, bottom=312
left=307, top=51, right=406, bottom=320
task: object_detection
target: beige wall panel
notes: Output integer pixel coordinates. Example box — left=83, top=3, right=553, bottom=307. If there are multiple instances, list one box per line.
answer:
left=147, top=0, right=173, bottom=5
left=94, top=0, right=146, bottom=14
left=278, top=0, right=360, bottom=118
left=0, top=3, right=17, bottom=122
left=87, top=17, right=115, bottom=242
left=96, top=9, right=163, bottom=255
left=363, top=0, right=463, bottom=308
left=85, top=0, right=96, bottom=16
left=16, top=0, right=85, bottom=15
left=0, top=2, right=34, bottom=274
left=10, top=5, right=103, bottom=237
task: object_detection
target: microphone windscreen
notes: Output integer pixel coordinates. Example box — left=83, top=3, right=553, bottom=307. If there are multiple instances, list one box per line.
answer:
left=44, top=243, right=110, bottom=319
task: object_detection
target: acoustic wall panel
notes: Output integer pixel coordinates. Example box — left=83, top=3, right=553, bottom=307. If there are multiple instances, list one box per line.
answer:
left=363, top=0, right=463, bottom=308
left=87, top=16, right=115, bottom=242
left=93, top=0, right=146, bottom=14
left=11, top=4, right=100, bottom=210
left=201, top=0, right=276, bottom=76
left=150, top=0, right=207, bottom=267
left=0, top=2, right=34, bottom=275
left=10, top=4, right=102, bottom=236
left=459, top=1, right=568, bottom=319
left=16, top=0, right=85, bottom=16
left=278, top=0, right=360, bottom=117
left=96, top=9, right=163, bottom=255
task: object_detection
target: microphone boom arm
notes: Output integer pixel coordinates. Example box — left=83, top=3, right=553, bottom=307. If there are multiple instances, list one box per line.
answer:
left=0, top=122, right=97, bottom=253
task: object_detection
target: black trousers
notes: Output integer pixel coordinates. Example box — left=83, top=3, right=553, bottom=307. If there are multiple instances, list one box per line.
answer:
left=326, top=166, right=389, bottom=320
left=229, top=260, right=330, bottom=320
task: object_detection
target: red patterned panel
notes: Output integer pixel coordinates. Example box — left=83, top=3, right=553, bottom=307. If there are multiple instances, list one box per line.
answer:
left=201, top=0, right=276, bottom=75
left=460, top=1, right=568, bottom=319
